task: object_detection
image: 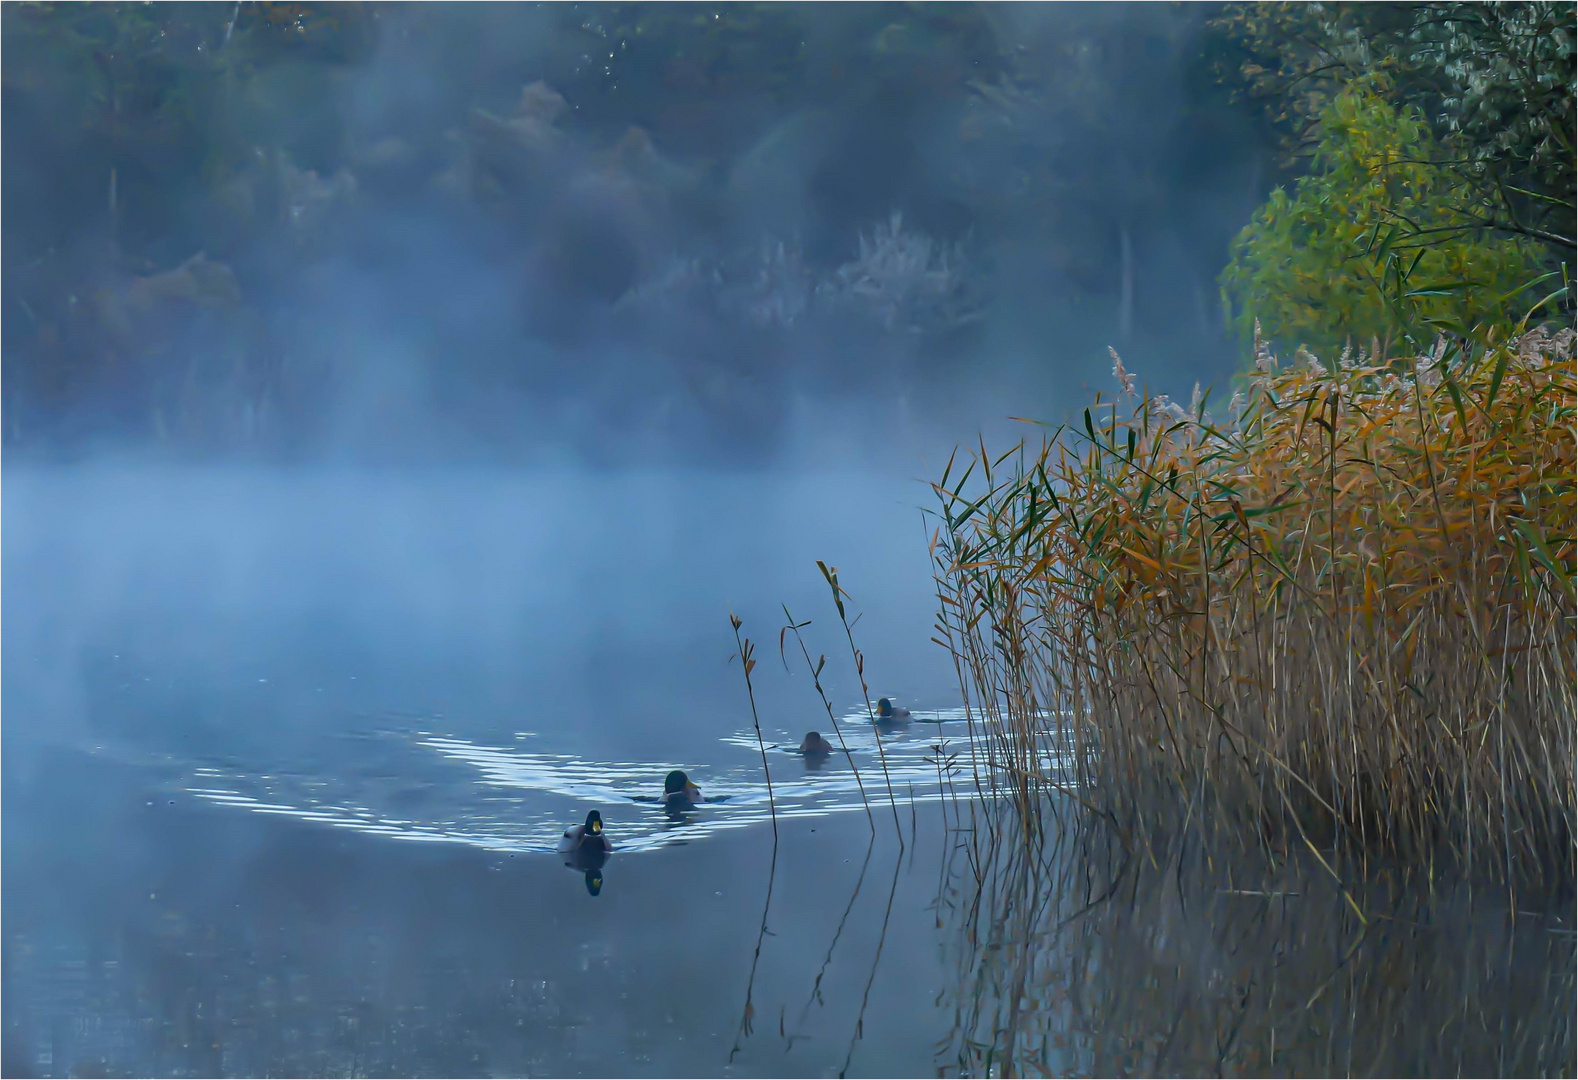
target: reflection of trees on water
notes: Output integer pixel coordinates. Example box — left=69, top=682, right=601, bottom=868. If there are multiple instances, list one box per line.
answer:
left=934, top=809, right=1576, bottom=1076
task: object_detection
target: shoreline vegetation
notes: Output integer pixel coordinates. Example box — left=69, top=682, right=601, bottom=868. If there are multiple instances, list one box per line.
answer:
left=929, top=324, right=1575, bottom=896
left=911, top=1, right=1578, bottom=904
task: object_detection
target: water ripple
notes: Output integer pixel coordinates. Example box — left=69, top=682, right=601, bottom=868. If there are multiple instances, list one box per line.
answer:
left=181, top=708, right=981, bottom=854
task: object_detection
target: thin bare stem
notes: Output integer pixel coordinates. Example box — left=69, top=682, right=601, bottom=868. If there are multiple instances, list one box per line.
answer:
left=731, top=611, right=778, bottom=843
left=819, top=561, right=906, bottom=847
left=781, top=604, right=875, bottom=834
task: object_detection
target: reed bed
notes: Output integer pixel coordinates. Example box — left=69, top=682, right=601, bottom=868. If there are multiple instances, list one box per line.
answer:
left=931, top=326, right=1576, bottom=889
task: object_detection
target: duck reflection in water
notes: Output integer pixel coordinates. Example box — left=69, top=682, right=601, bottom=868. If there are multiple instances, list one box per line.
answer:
left=562, top=843, right=608, bottom=895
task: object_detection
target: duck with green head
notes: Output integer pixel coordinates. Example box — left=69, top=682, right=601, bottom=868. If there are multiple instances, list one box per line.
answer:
left=662, top=769, right=704, bottom=808
left=876, top=698, right=912, bottom=723
left=558, top=809, right=613, bottom=854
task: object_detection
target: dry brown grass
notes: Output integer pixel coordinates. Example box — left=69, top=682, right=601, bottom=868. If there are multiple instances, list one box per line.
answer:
left=931, top=326, right=1576, bottom=888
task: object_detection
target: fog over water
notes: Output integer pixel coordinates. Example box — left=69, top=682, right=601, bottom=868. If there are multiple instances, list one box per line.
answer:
left=5, top=463, right=957, bottom=773
left=5, top=5, right=1572, bottom=1076
left=4, top=463, right=989, bottom=1077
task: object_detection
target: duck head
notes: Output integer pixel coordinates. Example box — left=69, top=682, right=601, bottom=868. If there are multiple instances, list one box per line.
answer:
left=799, top=731, right=834, bottom=754
left=584, top=809, right=604, bottom=836
left=663, top=769, right=703, bottom=804
left=877, top=697, right=894, bottom=718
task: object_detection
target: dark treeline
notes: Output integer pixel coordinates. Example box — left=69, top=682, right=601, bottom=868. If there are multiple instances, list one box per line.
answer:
left=2, top=3, right=1292, bottom=461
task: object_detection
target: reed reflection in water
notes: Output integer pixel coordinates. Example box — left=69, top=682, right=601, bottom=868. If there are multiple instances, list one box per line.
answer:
left=934, top=805, right=1576, bottom=1077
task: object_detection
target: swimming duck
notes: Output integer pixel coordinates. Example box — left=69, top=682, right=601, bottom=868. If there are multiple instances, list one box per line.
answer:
left=876, top=698, right=912, bottom=722
left=662, top=769, right=704, bottom=808
left=558, top=809, right=613, bottom=854
left=799, top=731, right=837, bottom=755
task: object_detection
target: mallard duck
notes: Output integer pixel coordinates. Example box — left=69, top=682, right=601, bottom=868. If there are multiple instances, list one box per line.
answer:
left=799, top=731, right=837, bottom=755
left=876, top=698, right=912, bottom=722
left=662, top=769, right=704, bottom=808
left=557, top=809, right=613, bottom=854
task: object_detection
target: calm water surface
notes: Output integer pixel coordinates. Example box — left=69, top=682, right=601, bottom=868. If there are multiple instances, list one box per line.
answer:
left=4, top=468, right=1573, bottom=1077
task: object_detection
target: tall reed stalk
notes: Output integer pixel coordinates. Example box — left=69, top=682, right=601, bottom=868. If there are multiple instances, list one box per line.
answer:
left=819, top=561, right=906, bottom=845
left=781, top=604, right=876, bottom=834
left=731, top=611, right=778, bottom=842
left=932, top=326, right=1576, bottom=889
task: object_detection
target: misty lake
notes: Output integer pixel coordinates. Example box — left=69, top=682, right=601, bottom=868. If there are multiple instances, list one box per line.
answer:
left=4, top=468, right=1573, bottom=1077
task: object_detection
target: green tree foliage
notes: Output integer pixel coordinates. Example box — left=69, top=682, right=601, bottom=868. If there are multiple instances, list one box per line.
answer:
left=1220, top=80, right=1545, bottom=356
left=1213, top=1, right=1576, bottom=258
left=1419, top=2, right=1576, bottom=250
